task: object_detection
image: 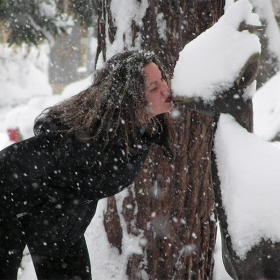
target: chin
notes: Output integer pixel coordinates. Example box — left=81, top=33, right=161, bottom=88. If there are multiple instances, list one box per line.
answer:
left=166, top=103, right=173, bottom=113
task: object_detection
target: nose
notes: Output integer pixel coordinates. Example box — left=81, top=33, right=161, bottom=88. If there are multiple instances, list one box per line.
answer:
left=161, top=80, right=170, bottom=95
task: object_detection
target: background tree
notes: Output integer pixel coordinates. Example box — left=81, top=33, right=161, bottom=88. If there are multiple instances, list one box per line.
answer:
left=96, top=0, right=225, bottom=278
left=0, top=0, right=67, bottom=46
left=0, top=0, right=97, bottom=46
left=0, top=0, right=99, bottom=91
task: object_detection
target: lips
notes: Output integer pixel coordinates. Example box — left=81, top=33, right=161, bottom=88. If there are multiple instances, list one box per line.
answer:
left=165, top=96, right=172, bottom=103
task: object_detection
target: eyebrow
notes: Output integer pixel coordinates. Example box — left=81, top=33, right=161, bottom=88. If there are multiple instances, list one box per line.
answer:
left=147, top=81, right=158, bottom=88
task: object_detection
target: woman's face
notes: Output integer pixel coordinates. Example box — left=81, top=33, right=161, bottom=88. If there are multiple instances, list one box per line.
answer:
left=144, top=62, right=172, bottom=119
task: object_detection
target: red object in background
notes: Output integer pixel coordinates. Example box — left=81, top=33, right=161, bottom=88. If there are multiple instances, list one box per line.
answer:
left=7, top=128, right=20, bottom=142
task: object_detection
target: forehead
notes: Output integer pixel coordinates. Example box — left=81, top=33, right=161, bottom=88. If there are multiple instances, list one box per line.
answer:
left=144, top=62, right=161, bottom=80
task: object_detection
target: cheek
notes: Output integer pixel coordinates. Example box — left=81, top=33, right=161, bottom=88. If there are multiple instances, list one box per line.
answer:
left=147, top=93, right=161, bottom=105
left=146, top=94, right=154, bottom=105
left=147, top=97, right=158, bottom=110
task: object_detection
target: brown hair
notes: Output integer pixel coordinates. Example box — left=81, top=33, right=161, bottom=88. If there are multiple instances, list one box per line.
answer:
left=34, top=49, right=174, bottom=157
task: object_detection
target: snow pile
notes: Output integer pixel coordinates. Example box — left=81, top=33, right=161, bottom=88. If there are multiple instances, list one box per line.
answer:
left=0, top=130, right=13, bottom=151
left=0, top=44, right=52, bottom=108
left=215, top=114, right=280, bottom=259
left=101, top=0, right=148, bottom=63
left=2, top=75, right=92, bottom=141
left=253, top=72, right=280, bottom=140
left=86, top=189, right=147, bottom=279
left=172, top=0, right=261, bottom=101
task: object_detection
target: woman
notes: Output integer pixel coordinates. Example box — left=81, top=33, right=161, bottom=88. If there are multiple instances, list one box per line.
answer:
left=0, top=49, right=173, bottom=279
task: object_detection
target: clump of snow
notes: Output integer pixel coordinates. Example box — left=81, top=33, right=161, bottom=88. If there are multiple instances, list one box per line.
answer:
left=253, top=72, right=280, bottom=140
left=85, top=188, right=146, bottom=280
left=105, top=0, right=149, bottom=60
left=85, top=198, right=129, bottom=280
left=172, top=0, right=261, bottom=101
left=156, top=12, right=167, bottom=42
left=215, top=113, right=280, bottom=259
left=0, top=44, right=52, bottom=108
left=3, top=75, right=92, bottom=140
left=39, top=1, right=56, bottom=18
left=0, top=130, right=13, bottom=150
left=213, top=224, right=232, bottom=279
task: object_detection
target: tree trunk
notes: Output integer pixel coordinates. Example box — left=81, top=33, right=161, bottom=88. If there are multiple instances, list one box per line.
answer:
left=49, top=20, right=83, bottom=93
left=96, top=0, right=225, bottom=278
left=104, top=109, right=215, bottom=279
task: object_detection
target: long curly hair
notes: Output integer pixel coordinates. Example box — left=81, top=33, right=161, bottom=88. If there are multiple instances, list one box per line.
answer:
left=34, top=49, right=174, bottom=156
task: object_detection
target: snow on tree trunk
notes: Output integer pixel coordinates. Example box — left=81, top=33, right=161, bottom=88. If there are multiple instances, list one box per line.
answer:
left=96, top=0, right=225, bottom=278
left=95, top=0, right=225, bottom=75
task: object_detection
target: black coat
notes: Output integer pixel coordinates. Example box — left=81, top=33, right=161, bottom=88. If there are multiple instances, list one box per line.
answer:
left=0, top=128, right=160, bottom=255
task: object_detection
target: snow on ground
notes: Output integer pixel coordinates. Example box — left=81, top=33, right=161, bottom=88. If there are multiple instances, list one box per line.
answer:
left=2, top=75, right=92, bottom=141
left=0, top=43, right=52, bottom=149
left=0, top=44, right=52, bottom=109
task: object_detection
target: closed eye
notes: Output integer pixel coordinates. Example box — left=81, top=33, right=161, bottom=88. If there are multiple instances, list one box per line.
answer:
left=151, top=86, right=158, bottom=92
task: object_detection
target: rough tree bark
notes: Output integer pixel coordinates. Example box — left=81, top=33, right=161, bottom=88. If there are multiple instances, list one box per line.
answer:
left=96, top=0, right=225, bottom=279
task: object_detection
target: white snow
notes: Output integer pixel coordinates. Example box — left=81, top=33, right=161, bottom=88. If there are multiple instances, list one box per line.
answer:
left=105, top=0, right=149, bottom=60
left=253, top=72, right=280, bottom=140
left=156, top=12, right=167, bottom=42
left=172, top=0, right=261, bottom=101
left=2, top=75, right=92, bottom=141
left=0, top=44, right=52, bottom=109
left=215, top=114, right=280, bottom=259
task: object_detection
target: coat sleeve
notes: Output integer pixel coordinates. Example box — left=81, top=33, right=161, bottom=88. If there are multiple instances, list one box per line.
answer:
left=57, top=136, right=153, bottom=199
left=88, top=144, right=152, bottom=198
left=0, top=132, right=153, bottom=201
